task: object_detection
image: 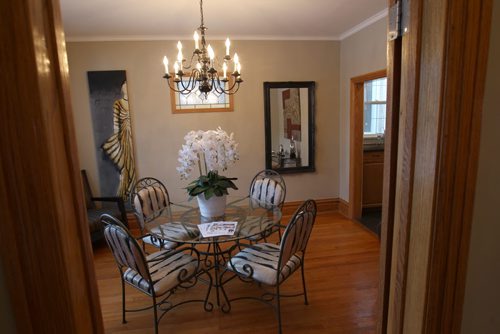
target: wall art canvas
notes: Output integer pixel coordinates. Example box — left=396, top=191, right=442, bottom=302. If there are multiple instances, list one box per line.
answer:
left=282, top=88, right=301, bottom=141
left=87, top=70, right=136, bottom=200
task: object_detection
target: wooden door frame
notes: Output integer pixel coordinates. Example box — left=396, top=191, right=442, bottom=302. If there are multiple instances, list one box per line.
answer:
left=0, top=0, right=104, bottom=332
left=377, top=1, right=402, bottom=331
left=379, top=0, right=493, bottom=332
left=348, top=69, right=387, bottom=220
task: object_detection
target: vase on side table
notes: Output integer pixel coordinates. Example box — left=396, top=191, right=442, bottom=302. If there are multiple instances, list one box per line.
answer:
left=197, top=194, right=227, bottom=218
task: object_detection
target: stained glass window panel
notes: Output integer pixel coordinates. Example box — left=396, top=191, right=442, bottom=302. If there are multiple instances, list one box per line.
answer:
left=170, top=78, right=233, bottom=112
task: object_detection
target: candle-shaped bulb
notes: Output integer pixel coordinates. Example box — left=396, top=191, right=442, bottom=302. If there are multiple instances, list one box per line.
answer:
left=207, top=44, right=215, bottom=60
left=162, top=56, right=169, bottom=74
left=225, top=38, right=231, bottom=56
left=233, top=53, right=239, bottom=72
left=237, top=63, right=241, bottom=74
left=196, top=62, right=202, bottom=71
left=174, top=62, right=179, bottom=76
left=176, top=41, right=183, bottom=65
left=193, top=31, right=199, bottom=49
left=223, top=62, right=228, bottom=78
left=177, top=49, right=183, bottom=63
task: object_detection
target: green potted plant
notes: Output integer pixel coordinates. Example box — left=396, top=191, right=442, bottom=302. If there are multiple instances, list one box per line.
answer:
left=177, top=128, right=239, bottom=217
left=186, top=170, right=237, bottom=199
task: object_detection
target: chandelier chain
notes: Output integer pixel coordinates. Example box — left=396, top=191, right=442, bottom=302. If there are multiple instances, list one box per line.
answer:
left=199, top=0, right=204, bottom=27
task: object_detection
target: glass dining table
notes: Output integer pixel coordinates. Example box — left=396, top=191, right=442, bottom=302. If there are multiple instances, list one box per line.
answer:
left=144, top=196, right=282, bottom=311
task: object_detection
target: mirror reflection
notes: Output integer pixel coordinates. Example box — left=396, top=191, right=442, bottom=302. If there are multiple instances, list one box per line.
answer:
left=264, top=82, right=315, bottom=173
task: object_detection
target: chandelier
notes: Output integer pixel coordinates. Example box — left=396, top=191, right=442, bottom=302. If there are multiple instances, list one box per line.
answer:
left=162, top=0, right=243, bottom=96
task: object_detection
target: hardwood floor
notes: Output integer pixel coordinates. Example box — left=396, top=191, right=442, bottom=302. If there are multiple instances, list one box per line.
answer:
left=93, top=212, right=380, bottom=333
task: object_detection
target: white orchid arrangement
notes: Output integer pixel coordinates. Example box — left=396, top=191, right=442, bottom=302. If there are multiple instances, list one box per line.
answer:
left=177, top=127, right=239, bottom=199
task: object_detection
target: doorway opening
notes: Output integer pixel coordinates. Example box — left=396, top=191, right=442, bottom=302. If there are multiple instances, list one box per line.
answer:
left=349, top=69, right=387, bottom=236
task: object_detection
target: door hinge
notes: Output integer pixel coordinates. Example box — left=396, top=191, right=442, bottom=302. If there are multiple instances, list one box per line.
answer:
left=388, top=0, right=409, bottom=41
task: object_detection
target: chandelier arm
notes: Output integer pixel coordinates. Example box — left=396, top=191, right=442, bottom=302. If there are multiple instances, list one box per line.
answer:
left=166, top=77, right=192, bottom=94
left=223, top=83, right=241, bottom=95
left=210, top=76, right=224, bottom=94
left=212, top=85, right=224, bottom=95
left=223, top=79, right=241, bottom=93
left=231, top=84, right=241, bottom=94
left=176, top=82, right=193, bottom=94
left=182, top=53, right=198, bottom=70
left=215, top=79, right=240, bottom=95
left=177, top=73, right=197, bottom=92
left=210, top=74, right=242, bottom=94
left=176, top=80, right=190, bottom=93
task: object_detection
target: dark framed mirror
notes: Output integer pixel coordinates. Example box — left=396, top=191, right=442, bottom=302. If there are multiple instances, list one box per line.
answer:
left=264, top=81, right=315, bottom=174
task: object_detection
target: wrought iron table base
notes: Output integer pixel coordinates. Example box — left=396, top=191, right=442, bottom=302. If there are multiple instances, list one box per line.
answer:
left=197, top=240, right=236, bottom=312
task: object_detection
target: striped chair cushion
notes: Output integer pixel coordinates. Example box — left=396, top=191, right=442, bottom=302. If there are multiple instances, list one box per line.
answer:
left=104, top=225, right=149, bottom=279
left=227, top=243, right=301, bottom=286
left=251, top=178, right=284, bottom=208
left=134, top=186, right=169, bottom=223
left=124, top=250, right=198, bottom=296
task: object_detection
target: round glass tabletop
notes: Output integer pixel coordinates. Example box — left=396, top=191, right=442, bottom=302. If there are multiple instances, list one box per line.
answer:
left=145, top=196, right=282, bottom=244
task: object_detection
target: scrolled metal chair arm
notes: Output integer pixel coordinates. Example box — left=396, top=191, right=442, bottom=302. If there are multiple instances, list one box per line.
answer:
left=176, top=267, right=192, bottom=284
left=241, top=263, right=255, bottom=279
left=227, top=258, right=255, bottom=280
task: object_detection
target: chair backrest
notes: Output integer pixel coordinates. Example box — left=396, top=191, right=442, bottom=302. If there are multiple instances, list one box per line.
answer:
left=101, top=214, right=150, bottom=281
left=249, top=169, right=286, bottom=209
left=278, top=199, right=317, bottom=270
left=131, top=177, right=170, bottom=229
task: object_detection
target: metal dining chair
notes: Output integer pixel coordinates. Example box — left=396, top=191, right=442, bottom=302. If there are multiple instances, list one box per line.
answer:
left=101, top=214, right=212, bottom=334
left=244, top=169, right=287, bottom=242
left=131, top=177, right=195, bottom=251
left=225, top=199, right=317, bottom=334
left=249, top=169, right=286, bottom=210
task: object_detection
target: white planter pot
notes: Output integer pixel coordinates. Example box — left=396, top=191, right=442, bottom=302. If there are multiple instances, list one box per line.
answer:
left=197, top=194, right=227, bottom=218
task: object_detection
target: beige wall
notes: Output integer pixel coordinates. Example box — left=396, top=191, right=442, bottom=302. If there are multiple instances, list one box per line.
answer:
left=67, top=40, right=340, bottom=202
left=339, top=18, right=387, bottom=200
left=461, top=0, right=500, bottom=332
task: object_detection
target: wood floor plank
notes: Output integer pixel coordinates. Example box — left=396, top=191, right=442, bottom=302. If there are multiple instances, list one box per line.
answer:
left=93, top=212, right=380, bottom=333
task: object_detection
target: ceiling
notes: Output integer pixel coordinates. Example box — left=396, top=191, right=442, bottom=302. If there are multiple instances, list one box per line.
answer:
left=60, top=0, right=387, bottom=41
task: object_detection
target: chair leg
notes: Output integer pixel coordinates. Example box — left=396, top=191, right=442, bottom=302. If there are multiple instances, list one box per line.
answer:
left=301, top=262, right=309, bottom=305
left=276, top=284, right=283, bottom=334
left=152, top=295, right=158, bottom=334
left=121, top=276, right=127, bottom=324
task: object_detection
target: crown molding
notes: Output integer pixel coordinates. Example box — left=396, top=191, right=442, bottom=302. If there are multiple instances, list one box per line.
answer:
left=65, top=34, right=341, bottom=42
left=339, top=8, right=388, bottom=40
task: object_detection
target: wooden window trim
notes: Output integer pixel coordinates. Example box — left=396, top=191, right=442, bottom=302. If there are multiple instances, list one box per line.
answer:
left=168, top=74, right=235, bottom=114
left=349, top=69, right=387, bottom=220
